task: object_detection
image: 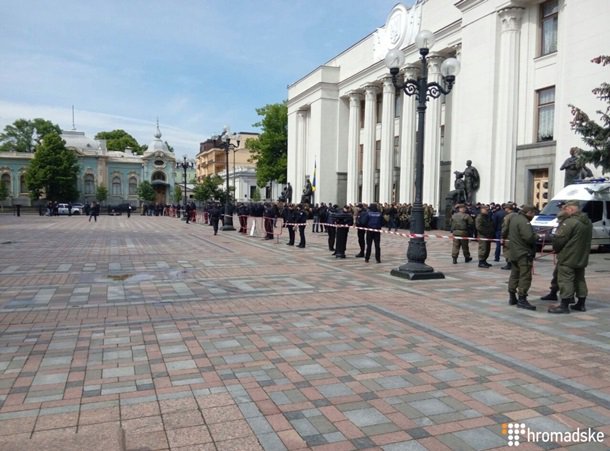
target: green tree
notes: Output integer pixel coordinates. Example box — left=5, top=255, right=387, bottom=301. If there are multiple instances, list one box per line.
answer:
left=247, top=102, right=287, bottom=187
left=96, top=184, right=108, bottom=203
left=137, top=181, right=156, bottom=202
left=0, top=118, right=61, bottom=153
left=570, top=55, right=610, bottom=173
left=193, top=175, right=223, bottom=202
left=95, top=130, right=146, bottom=155
left=25, top=132, right=79, bottom=201
left=174, top=185, right=183, bottom=204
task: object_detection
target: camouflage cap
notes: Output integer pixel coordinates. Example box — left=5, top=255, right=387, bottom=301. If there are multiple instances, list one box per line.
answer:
left=520, top=205, right=537, bottom=214
left=563, top=200, right=580, bottom=208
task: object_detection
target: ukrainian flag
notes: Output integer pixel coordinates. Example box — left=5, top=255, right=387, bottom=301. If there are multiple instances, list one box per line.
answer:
left=312, top=160, right=317, bottom=192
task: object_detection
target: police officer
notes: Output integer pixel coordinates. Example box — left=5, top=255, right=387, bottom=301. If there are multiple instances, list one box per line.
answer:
left=548, top=201, right=593, bottom=313
left=284, top=204, right=296, bottom=246
left=362, top=203, right=383, bottom=263
left=354, top=204, right=367, bottom=258
left=334, top=206, right=353, bottom=259
left=327, top=204, right=338, bottom=253
left=451, top=204, right=474, bottom=264
left=263, top=202, right=275, bottom=240
left=507, top=205, right=538, bottom=310
left=295, top=204, right=307, bottom=248
left=475, top=205, right=494, bottom=268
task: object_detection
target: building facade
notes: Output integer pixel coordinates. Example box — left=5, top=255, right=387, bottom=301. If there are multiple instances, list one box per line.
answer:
left=195, top=132, right=268, bottom=201
left=287, top=0, right=608, bottom=211
left=0, top=125, right=177, bottom=206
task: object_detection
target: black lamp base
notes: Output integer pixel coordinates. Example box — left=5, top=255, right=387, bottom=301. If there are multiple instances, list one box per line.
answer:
left=391, top=262, right=445, bottom=280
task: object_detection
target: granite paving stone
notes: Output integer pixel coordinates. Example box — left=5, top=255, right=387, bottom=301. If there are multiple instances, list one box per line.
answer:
left=0, top=215, right=609, bottom=450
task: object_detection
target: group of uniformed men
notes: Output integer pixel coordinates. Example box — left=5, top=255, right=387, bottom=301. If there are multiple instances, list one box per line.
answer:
left=450, top=200, right=594, bottom=314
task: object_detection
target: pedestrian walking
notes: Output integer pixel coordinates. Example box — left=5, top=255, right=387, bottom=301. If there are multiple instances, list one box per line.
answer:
left=89, top=201, right=100, bottom=222
left=548, top=201, right=593, bottom=314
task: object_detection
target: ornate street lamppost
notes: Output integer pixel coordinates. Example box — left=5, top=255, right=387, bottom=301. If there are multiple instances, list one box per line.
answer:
left=176, top=155, right=193, bottom=219
left=384, top=30, right=460, bottom=280
left=212, top=127, right=240, bottom=231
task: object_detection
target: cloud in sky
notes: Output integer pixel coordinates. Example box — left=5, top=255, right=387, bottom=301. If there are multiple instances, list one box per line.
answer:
left=0, top=0, right=406, bottom=158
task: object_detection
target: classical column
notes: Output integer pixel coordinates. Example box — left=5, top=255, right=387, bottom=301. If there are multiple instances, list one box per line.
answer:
left=346, top=92, right=362, bottom=204
left=422, top=55, right=443, bottom=209
left=296, top=110, right=307, bottom=197
left=379, top=77, right=396, bottom=204
left=492, top=7, right=524, bottom=202
left=361, top=85, right=378, bottom=203
left=399, top=65, right=418, bottom=203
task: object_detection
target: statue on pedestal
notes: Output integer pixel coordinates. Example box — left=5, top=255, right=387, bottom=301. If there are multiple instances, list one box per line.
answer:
left=560, top=148, right=593, bottom=186
left=301, top=177, right=313, bottom=204
left=460, top=160, right=480, bottom=203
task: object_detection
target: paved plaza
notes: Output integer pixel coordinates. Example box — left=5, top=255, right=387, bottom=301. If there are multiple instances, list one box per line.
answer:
left=0, top=214, right=609, bottom=450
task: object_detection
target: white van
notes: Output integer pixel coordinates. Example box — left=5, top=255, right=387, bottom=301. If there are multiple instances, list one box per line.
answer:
left=531, top=178, right=610, bottom=249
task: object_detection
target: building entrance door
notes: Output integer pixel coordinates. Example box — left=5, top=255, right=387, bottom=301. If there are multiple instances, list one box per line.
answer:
left=531, top=169, right=549, bottom=211
left=154, top=186, right=166, bottom=204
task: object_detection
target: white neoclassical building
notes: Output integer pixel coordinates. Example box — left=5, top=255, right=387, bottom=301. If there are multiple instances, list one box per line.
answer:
left=287, top=0, right=609, bottom=213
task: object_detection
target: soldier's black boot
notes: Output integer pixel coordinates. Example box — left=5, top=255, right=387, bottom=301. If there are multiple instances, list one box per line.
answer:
left=478, top=260, right=488, bottom=268
left=548, top=297, right=572, bottom=314
left=517, top=295, right=536, bottom=310
left=452, top=257, right=457, bottom=264
left=501, top=262, right=512, bottom=270
left=540, top=290, right=558, bottom=301
left=465, top=256, right=473, bottom=263
left=508, top=292, right=518, bottom=306
left=571, top=297, right=586, bottom=312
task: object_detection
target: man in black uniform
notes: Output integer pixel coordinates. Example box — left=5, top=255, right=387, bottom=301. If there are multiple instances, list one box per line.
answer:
left=354, top=204, right=367, bottom=258
left=263, top=202, right=275, bottom=240
left=334, top=206, right=353, bottom=258
left=327, top=204, right=337, bottom=253
left=238, top=203, right=249, bottom=234
left=295, top=204, right=307, bottom=248
left=362, top=203, right=383, bottom=263
left=284, top=204, right=296, bottom=246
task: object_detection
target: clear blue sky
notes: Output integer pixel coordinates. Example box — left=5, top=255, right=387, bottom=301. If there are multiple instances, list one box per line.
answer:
left=0, top=0, right=409, bottom=158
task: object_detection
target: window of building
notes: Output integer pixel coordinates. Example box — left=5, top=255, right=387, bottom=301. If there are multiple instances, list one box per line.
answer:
left=1, top=173, right=11, bottom=195
left=358, top=144, right=363, bottom=173
left=394, top=90, right=402, bottom=118
left=393, top=136, right=400, bottom=168
left=19, top=174, right=26, bottom=194
left=375, top=140, right=381, bottom=170
left=537, top=86, right=555, bottom=141
left=540, top=0, right=558, bottom=56
left=376, top=94, right=382, bottom=123
left=359, top=100, right=365, bottom=128
left=84, top=174, right=94, bottom=194
left=129, top=176, right=137, bottom=195
left=112, top=176, right=121, bottom=196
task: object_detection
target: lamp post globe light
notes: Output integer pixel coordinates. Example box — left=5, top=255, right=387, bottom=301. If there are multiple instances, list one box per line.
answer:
left=384, top=30, right=460, bottom=280
left=176, top=155, right=194, bottom=220
left=213, top=126, right=240, bottom=231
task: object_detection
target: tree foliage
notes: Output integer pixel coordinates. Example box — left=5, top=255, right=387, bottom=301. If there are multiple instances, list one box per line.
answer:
left=137, top=181, right=156, bottom=202
left=247, top=102, right=287, bottom=187
left=96, top=184, right=108, bottom=203
left=569, top=55, right=610, bottom=173
left=25, top=132, right=79, bottom=201
left=0, top=118, right=61, bottom=153
left=174, top=185, right=183, bottom=204
left=94, top=129, right=145, bottom=155
left=193, top=175, right=224, bottom=202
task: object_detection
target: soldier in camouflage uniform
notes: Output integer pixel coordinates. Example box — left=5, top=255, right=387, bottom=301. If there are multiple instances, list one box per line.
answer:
left=506, top=205, right=538, bottom=310
left=450, top=204, right=474, bottom=264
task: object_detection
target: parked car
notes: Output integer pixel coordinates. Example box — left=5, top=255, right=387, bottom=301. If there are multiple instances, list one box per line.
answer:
left=71, top=203, right=84, bottom=215
left=107, top=203, right=134, bottom=215
left=57, top=203, right=70, bottom=215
